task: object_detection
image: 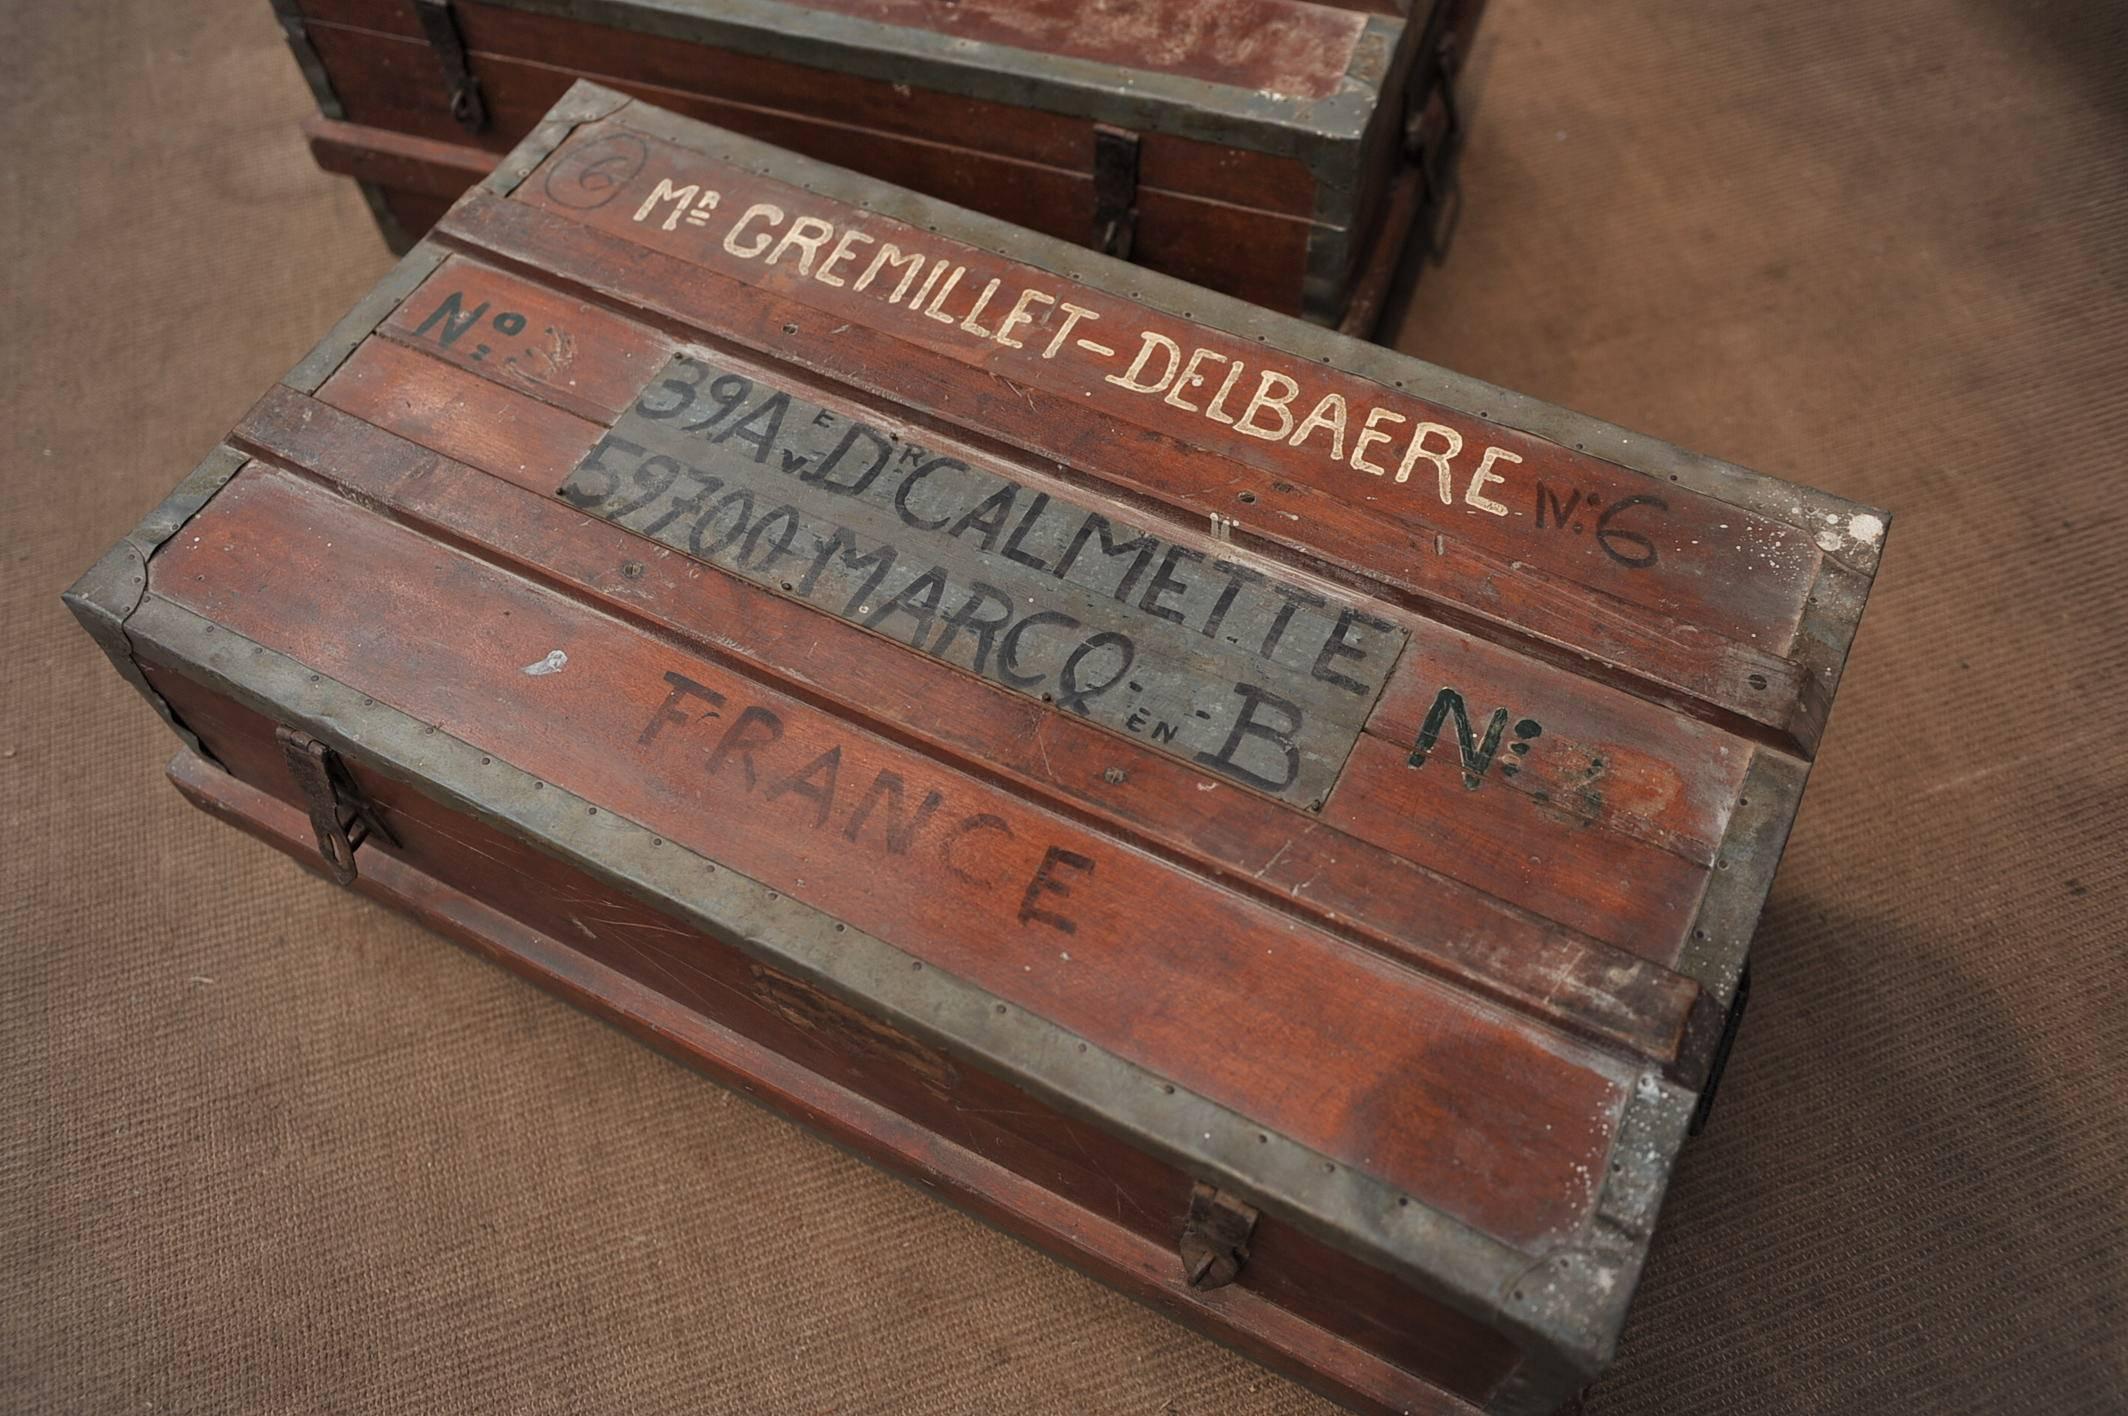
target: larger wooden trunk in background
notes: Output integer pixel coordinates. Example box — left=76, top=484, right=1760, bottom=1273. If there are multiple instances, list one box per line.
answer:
left=68, top=84, right=1886, bottom=1414
left=270, top=0, right=1485, bottom=331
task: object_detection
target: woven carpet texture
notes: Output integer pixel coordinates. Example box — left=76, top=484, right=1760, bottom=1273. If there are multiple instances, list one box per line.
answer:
left=4, top=0, right=2122, bottom=1411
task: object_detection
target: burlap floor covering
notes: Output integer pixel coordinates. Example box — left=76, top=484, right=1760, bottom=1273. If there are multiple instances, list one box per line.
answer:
left=4, top=1, right=2122, bottom=1411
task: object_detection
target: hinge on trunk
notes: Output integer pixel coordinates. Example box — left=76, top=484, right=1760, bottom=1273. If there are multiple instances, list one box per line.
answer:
left=1092, top=125, right=1141, bottom=260
left=276, top=726, right=394, bottom=887
left=1178, top=1182, right=1258, bottom=1289
left=412, top=0, right=488, bottom=133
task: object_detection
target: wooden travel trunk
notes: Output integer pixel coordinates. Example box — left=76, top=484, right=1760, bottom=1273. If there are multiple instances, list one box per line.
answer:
left=272, top=0, right=1481, bottom=332
left=70, top=85, right=1886, bottom=1414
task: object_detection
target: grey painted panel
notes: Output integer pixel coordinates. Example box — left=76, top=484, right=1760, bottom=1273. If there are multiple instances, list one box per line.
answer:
left=560, top=352, right=1407, bottom=807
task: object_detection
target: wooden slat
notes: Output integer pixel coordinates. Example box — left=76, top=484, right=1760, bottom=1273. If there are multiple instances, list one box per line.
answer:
left=236, top=374, right=1706, bottom=1066
left=316, top=255, right=1742, bottom=973
left=431, top=130, right=1829, bottom=747
left=151, top=463, right=1637, bottom=1249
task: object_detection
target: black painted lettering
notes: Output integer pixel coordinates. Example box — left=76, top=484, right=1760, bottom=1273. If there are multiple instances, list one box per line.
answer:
left=1017, top=846, right=1095, bottom=935
left=1408, top=687, right=1511, bottom=790
left=1258, top=582, right=1327, bottom=661
left=867, top=565, right=950, bottom=646
left=1194, top=684, right=1304, bottom=793
left=1310, top=608, right=1396, bottom=695
left=762, top=745, right=841, bottom=828
left=562, top=432, right=646, bottom=507
left=947, top=483, right=1018, bottom=551
left=805, top=423, right=893, bottom=495
left=705, top=705, right=784, bottom=789
left=1056, top=632, right=1135, bottom=715
left=836, top=541, right=900, bottom=618
left=1053, top=513, right=1157, bottom=603
left=998, top=610, right=1080, bottom=690
left=941, top=812, right=1014, bottom=887
left=893, top=457, right=960, bottom=530
left=1198, top=559, right=1264, bottom=643
left=711, top=390, right=790, bottom=462
left=1000, top=491, right=1056, bottom=571
left=412, top=290, right=488, bottom=347
left=737, top=504, right=804, bottom=572
left=842, top=770, right=944, bottom=854
left=1534, top=483, right=1584, bottom=530
left=1137, top=545, right=1203, bottom=624
left=931, top=581, right=1015, bottom=670
left=1595, top=494, right=1667, bottom=569
left=638, top=671, right=726, bottom=746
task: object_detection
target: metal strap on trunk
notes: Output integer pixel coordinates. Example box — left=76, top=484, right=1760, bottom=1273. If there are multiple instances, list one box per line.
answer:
left=276, top=726, right=395, bottom=886
left=1091, top=125, right=1140, bottom=260
left=412, top=0, right=488, bottom=133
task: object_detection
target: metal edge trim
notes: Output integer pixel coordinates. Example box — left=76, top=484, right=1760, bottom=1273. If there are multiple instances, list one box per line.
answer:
left=1675, top=748, right=1809, bottom=1036
left=284, top=83, right=625, bottom=396
left=268, top=0, right=345, bottom=120
left=1484, top=1069, right=1695, bottom=1412
left=60, top=444, right=253, bottom=760
left=124, top=591, right=1658, bottom=1376
left=1299, top=14, right=1407, bottom=324
left=564, top=84, right=1886, bottom=660
left=493, top=0, right=1376, bottom=154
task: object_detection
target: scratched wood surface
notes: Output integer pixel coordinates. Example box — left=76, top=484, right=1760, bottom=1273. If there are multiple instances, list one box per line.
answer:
left=104, top=87, right=1884, bottom=1414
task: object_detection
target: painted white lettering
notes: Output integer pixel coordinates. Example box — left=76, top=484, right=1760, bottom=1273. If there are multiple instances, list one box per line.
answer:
left=1235, top=369, right=1302, bottom=442
left=958, top=278, right=1003, bottom=338
left=922, top=265, right=967, bottom=323
left=1399, top=422, right=1464, bottom=501
left=1350, top=407, right=1406, bottom=477
left=1043, top=303, right=1099, bottom=359
left=855, top=244, right=925, bottom=301
left=1105, top=332, right=1182, bottom=394
left=766, top=216, right=835, bottom=274
left=1464, top=446, right=1520, bottom=516
left=1163, top=348, right=1227, bottom=413
left=992, top=287, right=1054, bottom=349
left=633, top=178, right=699, bottom=230
left=1289, top=393, right=1349, bottom=460
left=722, top=202, right=784, bottom=259
left=814, top=228, right=874, bottom=287
left=904, top=257, right=950, bottom=310
left=1204, top=360, right=1247, bottom=425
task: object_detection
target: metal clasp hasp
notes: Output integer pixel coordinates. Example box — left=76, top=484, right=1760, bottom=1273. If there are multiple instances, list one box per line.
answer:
left=1179, top=1182, right=1259, bottom=1290
left=275, top=726, right=395, bottom=886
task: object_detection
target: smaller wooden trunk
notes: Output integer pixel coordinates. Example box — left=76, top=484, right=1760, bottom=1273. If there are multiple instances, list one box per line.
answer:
left=71, top=85, right=1886, bottom=1414
left=272, top=0, right=1483, bottom=332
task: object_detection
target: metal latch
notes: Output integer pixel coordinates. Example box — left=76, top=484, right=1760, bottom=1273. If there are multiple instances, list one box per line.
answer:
left=1092, top=125, right=1141, bottom=260
left=1403, top=27, right=1462, bottom=201
left=1179, top=1182, right=1258, bottom=1289
left=412, top=0, right=488, bottom=133
left=276, top=726, right=394, bottom=887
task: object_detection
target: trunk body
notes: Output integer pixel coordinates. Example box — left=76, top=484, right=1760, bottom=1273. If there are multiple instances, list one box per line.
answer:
left=270, top=0, right=1486, bottom=329
left=69, top=85, right=1885, bottom=1414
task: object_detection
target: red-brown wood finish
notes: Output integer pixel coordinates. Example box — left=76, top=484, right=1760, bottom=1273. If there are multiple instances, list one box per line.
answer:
left=71, top=85, right=1885, bottom=1416
left=164, top=748, right=1496, bottom=1416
